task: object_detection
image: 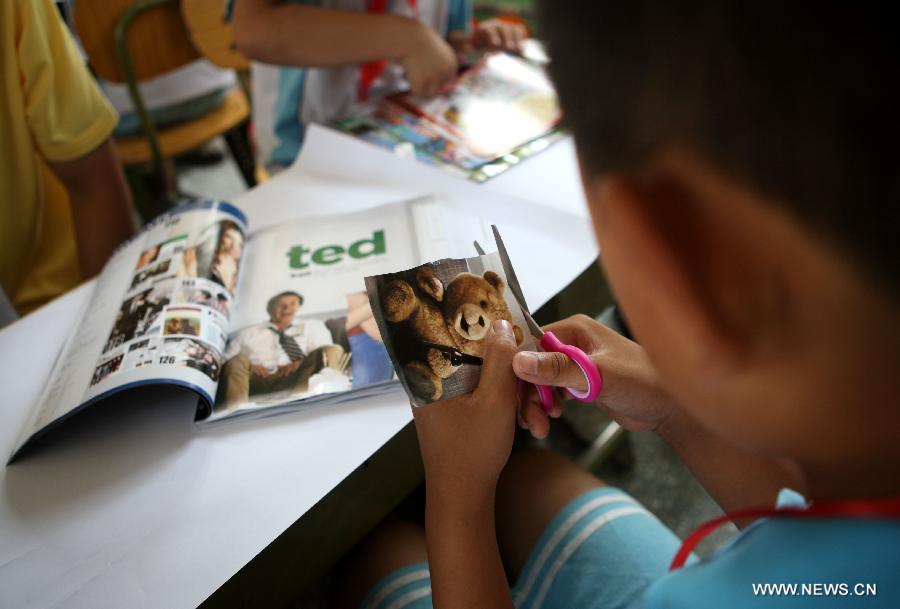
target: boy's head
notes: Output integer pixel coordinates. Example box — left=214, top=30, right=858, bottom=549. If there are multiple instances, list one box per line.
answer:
left=540, top=1, right=900, bottom=484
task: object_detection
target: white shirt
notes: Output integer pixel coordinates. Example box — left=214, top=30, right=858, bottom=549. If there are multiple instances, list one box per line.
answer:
left=225, top=319, right=335, bottom=370
left=103, top=60, right=236, bottom=114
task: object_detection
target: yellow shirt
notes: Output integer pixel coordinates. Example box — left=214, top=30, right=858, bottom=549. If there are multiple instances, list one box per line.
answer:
left=1, top=0, right=118, bottom=314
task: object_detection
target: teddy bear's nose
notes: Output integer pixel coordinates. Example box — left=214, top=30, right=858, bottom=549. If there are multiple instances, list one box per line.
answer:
left=456, top=304, right=489, bottom=340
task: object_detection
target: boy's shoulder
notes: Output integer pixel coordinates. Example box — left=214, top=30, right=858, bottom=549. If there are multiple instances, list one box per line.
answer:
left=644, top=515, right=900, bottom=608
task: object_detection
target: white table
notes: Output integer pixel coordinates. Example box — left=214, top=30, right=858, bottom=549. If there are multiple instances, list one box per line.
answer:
left=0, top=130, right=596, bottom=609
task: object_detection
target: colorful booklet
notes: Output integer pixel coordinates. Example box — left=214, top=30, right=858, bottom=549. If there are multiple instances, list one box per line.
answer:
left=9, top=197, right=449, bottom=462
left=334, top=51, right=563, bottom=182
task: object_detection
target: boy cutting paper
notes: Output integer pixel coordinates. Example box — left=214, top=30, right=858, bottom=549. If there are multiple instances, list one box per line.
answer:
left=334, top=1, right=900, bottom=608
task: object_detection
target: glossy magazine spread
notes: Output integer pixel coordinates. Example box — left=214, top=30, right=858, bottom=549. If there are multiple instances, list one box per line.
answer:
left=10, top=197, right=445, bottom=461
left=335, top=50, right=562, bottom=182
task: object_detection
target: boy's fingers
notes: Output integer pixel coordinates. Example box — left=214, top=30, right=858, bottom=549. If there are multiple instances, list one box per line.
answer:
left=548, top=389, right=564, bottom=418
left=514, top=25, right=526, bottom=43
left=476, top=320, right=519, bottom=401
left=542, top=315, right=603, bottom=351
left=520, top=396, right=550, bottom=438
left=517, top=407, right=528, bottom=429
left=507, top=30, right=520, bottom=53
left=502, top=26, right=519, bottom=52
left=513, top=351, right=589, bottom=391
left=487, top=26, right=502, bottom=49
left=498, top=26, right=512, bottom=51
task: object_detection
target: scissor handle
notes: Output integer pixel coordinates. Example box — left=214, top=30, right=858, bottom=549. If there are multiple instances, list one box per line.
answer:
left=539, top=331, right=603, bottom=402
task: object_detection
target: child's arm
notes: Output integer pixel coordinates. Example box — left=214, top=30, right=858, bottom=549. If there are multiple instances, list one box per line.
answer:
left=49, top=139, right=135, bottom=279
left=513, top=315, right=804, bottom=513
left=412, top=320, right=520, bottom=609
left=233, top=0, right=457, bottom=97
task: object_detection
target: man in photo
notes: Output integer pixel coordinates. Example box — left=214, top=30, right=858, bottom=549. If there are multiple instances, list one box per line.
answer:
left=220, top=290, right=344, bottom=410
left=212, top=293, right=230, bottom=316
left=105, top=289, right=151, bottom=351
left=189, top=288, right=213, bottom=307
left=135, top=286, right=171, bottom=335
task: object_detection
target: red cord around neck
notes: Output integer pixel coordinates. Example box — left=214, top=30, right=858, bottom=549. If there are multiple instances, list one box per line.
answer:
left=670, top=496, right=900, bottom=570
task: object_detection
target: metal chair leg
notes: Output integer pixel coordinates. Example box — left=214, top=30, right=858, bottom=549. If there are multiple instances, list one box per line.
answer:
left=224, top=120, right=257, bottom=188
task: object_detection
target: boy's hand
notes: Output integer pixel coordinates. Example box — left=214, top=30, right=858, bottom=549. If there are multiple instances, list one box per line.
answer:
left=513, top=314, right=677, bottom=436
left=413, top=320, right=520, bottom=500
left=400, top=20, right=458, bottom=97
left=472, top=18, right=527, bottom=54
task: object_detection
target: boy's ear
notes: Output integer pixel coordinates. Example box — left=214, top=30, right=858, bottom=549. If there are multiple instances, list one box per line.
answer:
left=584, top=164, right=758, bottom=382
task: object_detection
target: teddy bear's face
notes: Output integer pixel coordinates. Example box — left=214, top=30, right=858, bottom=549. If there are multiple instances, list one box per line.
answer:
left=442, top=271, right=521, bottom=354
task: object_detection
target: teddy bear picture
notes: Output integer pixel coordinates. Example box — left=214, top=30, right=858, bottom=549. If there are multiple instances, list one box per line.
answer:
left=365, top=255, right=529, bottom=406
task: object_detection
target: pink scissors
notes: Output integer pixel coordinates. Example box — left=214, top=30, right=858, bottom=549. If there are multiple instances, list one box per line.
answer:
left=475, top=226, right=603, bottom=412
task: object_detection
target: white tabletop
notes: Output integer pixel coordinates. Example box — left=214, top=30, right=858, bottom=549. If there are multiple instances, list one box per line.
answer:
left=0, top=130, right=596, bottom=609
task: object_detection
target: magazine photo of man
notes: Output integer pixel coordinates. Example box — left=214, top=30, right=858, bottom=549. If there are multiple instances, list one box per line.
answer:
left=104, top=287, right=170, bottom=352
left=219, top=291, right=344, bottom=411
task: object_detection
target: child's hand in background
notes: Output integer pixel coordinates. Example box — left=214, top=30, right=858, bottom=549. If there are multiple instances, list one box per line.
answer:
left=513, top=314, right=678, bottom=437
left=400, top=20, right=459, bottom=97
left=472, top=18, right=527, bottom=54
left=412, top=320, right=520, bottom=500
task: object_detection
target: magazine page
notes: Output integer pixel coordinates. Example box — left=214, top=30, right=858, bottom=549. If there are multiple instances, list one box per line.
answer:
left=392, top=52, right=560, bottom=160
left=364, top=251, right=534, bottom=407
left=333, top=51, right=562, bottom=181
left=334, top=104, right=485, bottom=174
left=207, top=197, right=444, bottom=423
left=10, top=200, right=246, bottom=461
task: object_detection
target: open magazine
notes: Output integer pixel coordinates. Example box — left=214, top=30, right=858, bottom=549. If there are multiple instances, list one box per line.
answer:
left=9, top=197, right=449, bottom=462
left=334, top=51, right=562, bottom=182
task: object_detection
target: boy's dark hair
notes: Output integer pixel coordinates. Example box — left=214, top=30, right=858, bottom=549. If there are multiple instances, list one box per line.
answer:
left=539, top=1, right=898, bottom=297
left=267, top=291, right=304, bottom=316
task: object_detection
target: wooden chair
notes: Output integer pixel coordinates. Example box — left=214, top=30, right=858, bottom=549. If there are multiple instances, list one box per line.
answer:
left=180, top=0, right=250, bottom=72
left=73, top=0, right=256, bottom=218
left=180, top=0, right=269, bottom=182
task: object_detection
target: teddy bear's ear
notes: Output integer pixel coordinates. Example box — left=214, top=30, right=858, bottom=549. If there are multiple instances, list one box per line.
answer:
left=483, top=270, right=505, bottom=293
left=416, top=266, right=444, bottom=302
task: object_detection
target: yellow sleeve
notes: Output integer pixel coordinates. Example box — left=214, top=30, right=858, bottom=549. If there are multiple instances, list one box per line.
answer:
left=16, top=0, right=118, bottom=162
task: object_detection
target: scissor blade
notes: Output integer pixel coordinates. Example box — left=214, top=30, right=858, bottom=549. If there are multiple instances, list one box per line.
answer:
left=492, top=225, right=530, bottom=310
left=473, top=240, right=486, bottom=256
left=519, top=306, right=545, bottom=339
left=491, top=225, right=544, bottom=338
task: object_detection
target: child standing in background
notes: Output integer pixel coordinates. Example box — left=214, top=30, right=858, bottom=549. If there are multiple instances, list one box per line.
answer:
left=232, top=0, right=526, bottom=170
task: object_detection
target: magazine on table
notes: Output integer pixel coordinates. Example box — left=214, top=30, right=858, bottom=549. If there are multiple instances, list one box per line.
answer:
left=334, top=49, right=563, bottom=182
left=9, top=197, right=450, bottom=462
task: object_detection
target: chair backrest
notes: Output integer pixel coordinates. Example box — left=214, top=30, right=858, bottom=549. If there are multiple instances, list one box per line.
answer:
left=73, top=0, right=201, bottom=83
left=180, top=0, right=250, bottom=70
